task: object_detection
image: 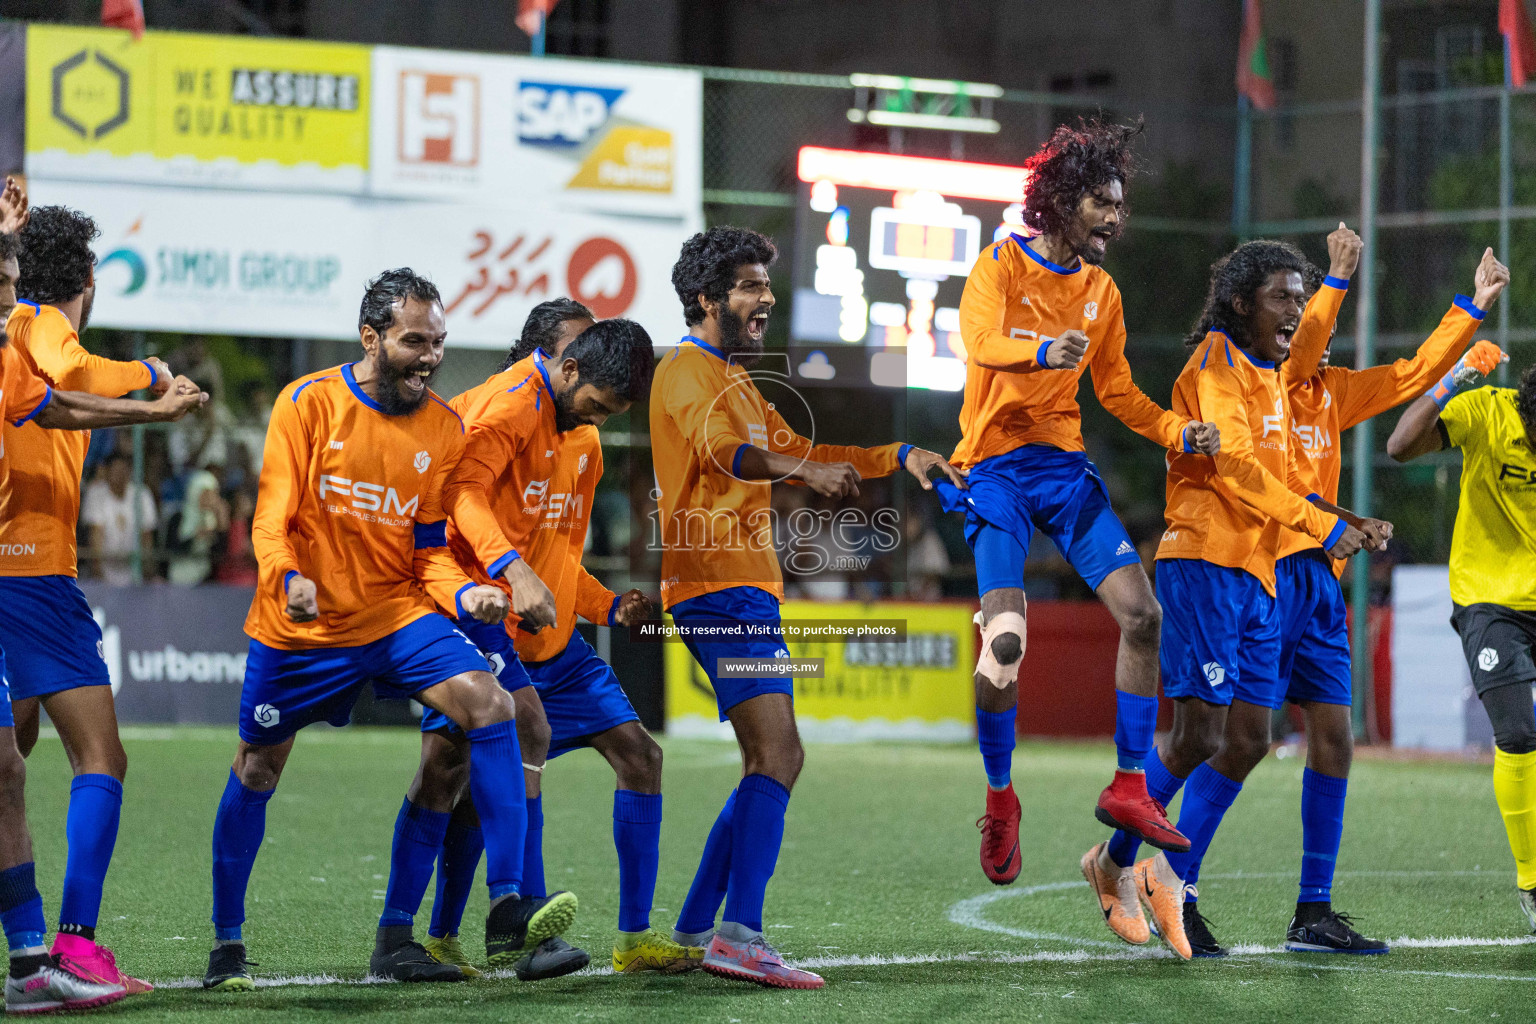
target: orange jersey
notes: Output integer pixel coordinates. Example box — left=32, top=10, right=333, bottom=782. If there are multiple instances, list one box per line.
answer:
left=650, top=337, right=903, bottom=609
left=442, top=353, right=618, bottom=662
left=245, top=363, right=474, bottom=649
left=0, top=301, right=156, bottom=577
left=1157, top=331, right=1342, bottom=595
left=952, top=234, right=1188, bottom=468
left=0, top=336, right=53, bottom=477
left=1279, top=291, right=1486, bottom=565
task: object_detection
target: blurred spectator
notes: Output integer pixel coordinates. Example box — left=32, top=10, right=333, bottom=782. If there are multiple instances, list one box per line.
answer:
left=232, top=380, right=273, bottom=473
left=169, top=382, right=236, bottom=470
left=903, top=504, right=951, bottom=601
left=171, top=336, right=225, bottom=397
left=80, top=452, right=157, bottom=586
left=213, top=486, right=258, bottom=585
left=166, top=464, right=230, bottom=585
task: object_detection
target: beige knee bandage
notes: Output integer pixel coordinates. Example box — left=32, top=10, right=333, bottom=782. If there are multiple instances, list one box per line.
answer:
left=523, top=762, right=544, bottom=775
left=974, top=610, right=1026, bottom=689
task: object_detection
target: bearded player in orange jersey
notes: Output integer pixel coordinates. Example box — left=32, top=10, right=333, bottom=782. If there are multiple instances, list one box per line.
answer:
left=938, top=121, right=1220, bottom=886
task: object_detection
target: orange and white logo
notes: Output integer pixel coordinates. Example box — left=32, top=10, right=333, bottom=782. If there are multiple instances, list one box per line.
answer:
left=398, top=70, right=479, bottom=167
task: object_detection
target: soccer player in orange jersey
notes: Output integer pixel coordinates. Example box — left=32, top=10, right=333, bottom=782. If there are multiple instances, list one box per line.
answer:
left=0, top=218, right=207, bottom=1015
left=1093, top=240, right=1385, bottom=960
left=653, top=227, right=965, bottom=990
left=201, top=270, right=572, bottom=990
left=0, top=205, right=176, bottom=995
left=945, top=121, right=1220, bottom=887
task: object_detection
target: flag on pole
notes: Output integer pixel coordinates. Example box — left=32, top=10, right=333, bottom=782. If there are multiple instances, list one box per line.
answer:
left=1236, top=0, right=1277, bottom=110
left=516, top=0, right=560, bottom=38
left=101, top=0, right=145, bottom=39
left=1501, top=0, right=1536, bottom=87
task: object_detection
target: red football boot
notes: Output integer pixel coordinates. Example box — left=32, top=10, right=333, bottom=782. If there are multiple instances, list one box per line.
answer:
left=977, top=783, right=1022, bottom=884
left=1094, top=769, right=1190, bottom=853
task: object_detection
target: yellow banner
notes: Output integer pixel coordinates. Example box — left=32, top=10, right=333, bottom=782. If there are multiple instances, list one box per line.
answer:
left=664, top=600, right=974, bottom=742
left=28, top=25, right=368, bottom=177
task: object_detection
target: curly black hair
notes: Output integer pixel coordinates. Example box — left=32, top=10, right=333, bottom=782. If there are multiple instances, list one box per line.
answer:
left=1021, top=117, right=1143, bottom=240
left=1185, top=240, right=1315, bottom=350
left=500, top=297, right=595, bottom=372
left=16, top=205, right=99, bottom=305
left=1517, top=363, right=1536, bottom=439
left=671, top=226, right=776, bottom=327
left=358, top=268, right=441, bottom=337
left=559, top=317, right=656, bottom=402
left=0, top=232, right=18, bottom=263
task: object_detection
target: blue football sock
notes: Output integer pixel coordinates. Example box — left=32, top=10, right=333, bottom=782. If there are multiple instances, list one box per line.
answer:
left=1299, top=767, right=1348, bottom=904
left=1162, top=763, right=1243, bottom=896
left=1107, top=747, right=1185, bottom=867
left=428, top=820, right=483, bottom=939
left=676, top=789, right=735, bottom=936
left=466, top=721, right=527, bottom=901
left=379, top=798, right=451, bottom=928
left=0, top=863, right=46, bottom=954
left=522, top=795, right=546, bottom=901
left=59, top=773, right=123, bottom=934
left=722, top=774, right=790, bottom=934
left=1114, top=691, right=1159, bottom=772
left=976, top=707, right=1017, bottom=789
left=614, top=791, right=662, bottom=934
left=211, top=769, right=275, bottom=940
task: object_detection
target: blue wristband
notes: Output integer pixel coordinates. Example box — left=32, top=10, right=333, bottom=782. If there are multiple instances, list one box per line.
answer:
left=139, top=359, right=160, bottom=386
left=607, top=594, right=622, bottom=627
left=897, top=443, right=913, bottom=468
left=1035, top=339, right=1053, bottom=368
left=1453, top=294, right=1487, bottom=321
left=454, top=582, right=475, bottom=620
left=1321, top=517, right=1348, bottom=552
left=283, top=570, right=298, bottom=593
left=487, top=550, right=521, bottom=579
left=1323, top=275, right=1350, bottom=291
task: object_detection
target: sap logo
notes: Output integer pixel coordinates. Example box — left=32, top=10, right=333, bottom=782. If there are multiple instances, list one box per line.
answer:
left=1203, top=661, right=1227, bottom=687
left=1261, top=394, right=1284, bottom=438
left=1497, top=463, right=1536, bottom=486
left=517, top=81, right=625, bottom=149
left=399, top=70, right=479, bottom=167
left=1292, top=423, right=1332, bottom=452
left=522, top=478, right=551, bottom=514
left=1083, top=301, right=1098, bottom=321
left=318, top=475, right=420, bottom=516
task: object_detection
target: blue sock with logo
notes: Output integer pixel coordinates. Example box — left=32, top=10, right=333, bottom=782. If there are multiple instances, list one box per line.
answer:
left=1107, top=747, right=1184, bottom=867
left=614, top=791, right=662, bottom=934
left=428, top=820, right=483, bottom=939
left=675, top=789, right=735, bottom=937
left=977, top=707, right=1016, bottom=789
left=1114, top=691, right=1159, bottom=772
left=522, top=795, right=546, bottom=901
left=1299, top=768, right=1348, bottom=904
left=1162, top=763, right=1243, bottom=897
left=379, top=798, right=451, bottom=928
left=211, top=769, right=274, bottom=941
left=722, top=774, right=790, bottom=935
left=466, top=721, right=527, bottom=901
left=0, top=863, right=46, bottom=954
left=59, top=773, right=123, bottom=934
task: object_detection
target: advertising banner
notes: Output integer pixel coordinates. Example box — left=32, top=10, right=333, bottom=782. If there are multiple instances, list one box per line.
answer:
left=31, top=178, right=691, bottom=347
left=26, top=24, right=370, bottom=193
left=664, top=600, right=974, bottom=742
left=369, top=45, right=701, bottom=222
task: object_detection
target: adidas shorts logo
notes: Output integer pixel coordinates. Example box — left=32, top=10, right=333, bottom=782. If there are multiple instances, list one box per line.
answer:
left=1115, top=540, right=1135, bottom=556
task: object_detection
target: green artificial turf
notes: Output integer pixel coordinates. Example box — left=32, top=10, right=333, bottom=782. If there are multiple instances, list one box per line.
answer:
left=15, top=727, right=1534, bottom=1021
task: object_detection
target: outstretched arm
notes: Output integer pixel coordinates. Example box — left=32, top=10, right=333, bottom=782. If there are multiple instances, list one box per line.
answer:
left=33, top=377, right=205, bottom=430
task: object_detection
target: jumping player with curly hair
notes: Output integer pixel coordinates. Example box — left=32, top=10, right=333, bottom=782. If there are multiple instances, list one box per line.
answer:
left=943, top=119, right=1220, bottom=893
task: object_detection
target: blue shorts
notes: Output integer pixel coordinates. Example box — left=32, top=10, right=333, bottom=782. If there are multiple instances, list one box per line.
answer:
left=529, top=631, right=641, bottom=757
left=420, top=616, right=534, bottom=737
left=240, top=613, right=494, bottom=744
left=671, top=586, right=792, bottom=720
left=0, top=576, right=110, bottom=700
left=1157, top=558, right=1283, bottom=709
left=1276, top=550, right=1352, bottom=707
left=936, top=445, right=1140, bottom=594
left=0, top=648, right=12, bottom=729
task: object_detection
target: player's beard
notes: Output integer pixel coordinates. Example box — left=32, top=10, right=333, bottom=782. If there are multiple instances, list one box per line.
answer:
left=1071, top=225, right=1117, bottom=266
left=552, top=383, right=583, bottom=433
left=375, top=357, right=437, bottom=416
left=718, top=306, right=763, bottom=368
left=78, top=287, right=95, bottom=335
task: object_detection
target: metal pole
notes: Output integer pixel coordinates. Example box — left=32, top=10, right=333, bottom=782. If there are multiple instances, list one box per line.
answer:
left=532, top=12, right=546, bottom=57
left=1350, top=0, right=1381, bottom=740
left=129, top=332, right=146, bottom=584
left=1233, top=94, right=1253, bottom=238
left=1500, top=48, right=1514, bottom=385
